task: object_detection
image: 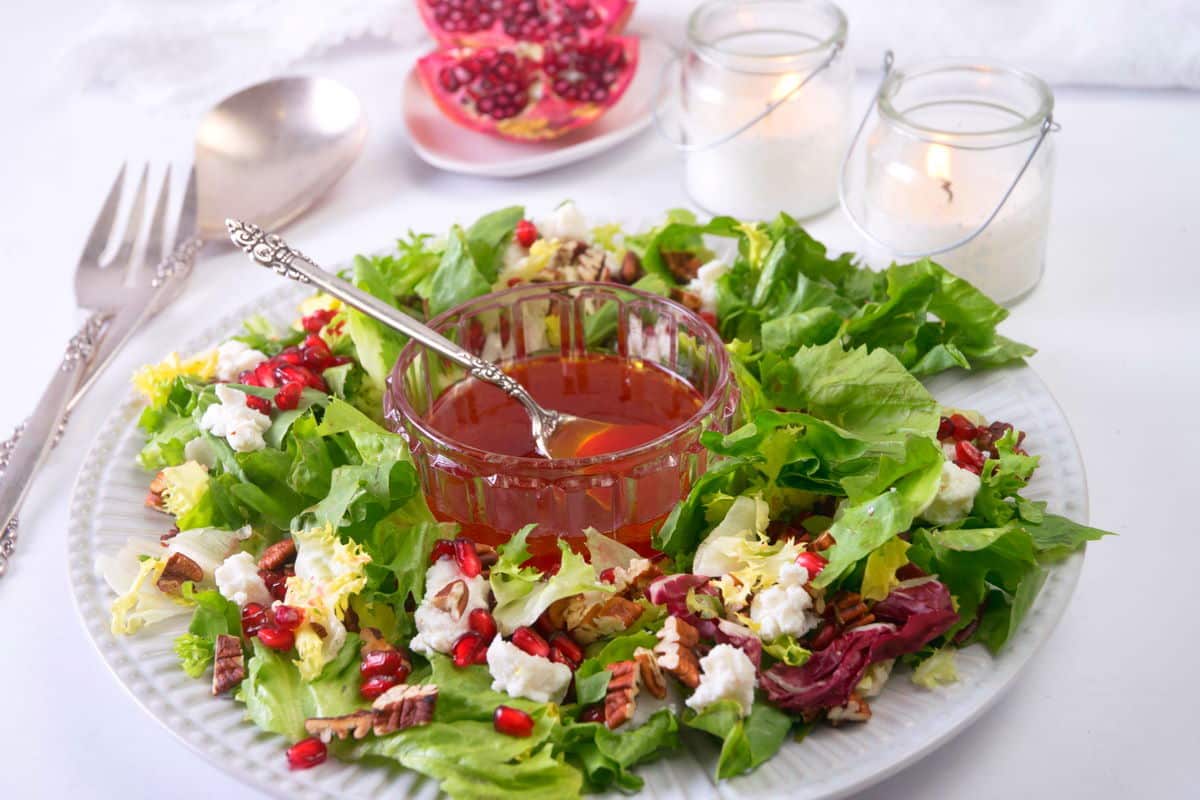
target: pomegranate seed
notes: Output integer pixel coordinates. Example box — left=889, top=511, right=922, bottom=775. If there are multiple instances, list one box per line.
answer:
left=453, top=538, right=482, bottom=578
left=300, top=308, right=337, bottom=333
left=241, top=602, right=268, bottom=637
left=514, top=219, right=538, bottom=247
left=274, top=382, right=303, bottom=410
left=598, top=567, right=617, bottom=584
left=257, top=626, right=295, bottom=651
left=273, top=604, right=304, bottom=631
left=259, top=569, right=289, bottom=602
left=493, top=705, right=534, bottom=737
left=452, top=632, right=485, bottom=668
left=360, top=649, right=406, bottom=679
left=511, top=626, right=550, bottom=658
left=276, top=364, right=326, bottom=393
left=795, top=551, right=827, bottom=577
left=252, top=361, right=278, bottom=388
left=301, top=335, right=334, bottom=370
left=430, top=539, right=455, bottom=564
left=699, top=310, right=718, bottom=330
left=948, top=414, right=978, bottom=441
left=937, top=416, right=954, bottom=440
left=468, top=608, right=498, bottom=642
left=534, top=611, right=558, bottom=638
left=360, top=674, right=400, bottom=700
left=286, top=737, right=327, bottom=770
left=245, top=394, right=272, bottom=415
left=955, top=440, right=986, bottom=474
left=550, top=646, right=579, bottom=670
left=548, top=632, right=583, bottom=664
left=579, top=704, right=605, bottom=724
left=275, top=348, right=304, bottom=366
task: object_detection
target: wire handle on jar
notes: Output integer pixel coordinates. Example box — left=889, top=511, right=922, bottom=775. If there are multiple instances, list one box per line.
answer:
left=652, top=41, right=845, bottom=153
left=837, top=51, right=1061, bottom=259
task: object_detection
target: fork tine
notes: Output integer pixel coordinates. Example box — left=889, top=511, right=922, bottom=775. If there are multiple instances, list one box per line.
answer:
left=175, top=165, right=198, bottom=246
left=110, top=164, right=149, bottom=269
left=145, top=166, right=172, bottom=267
left=79, top=164, right=126, bottom=266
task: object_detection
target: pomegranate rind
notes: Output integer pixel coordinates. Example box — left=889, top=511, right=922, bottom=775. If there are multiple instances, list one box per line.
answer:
left=416, top=37, right=640, bottom=142
left=417, top=0, right=636, bottom=49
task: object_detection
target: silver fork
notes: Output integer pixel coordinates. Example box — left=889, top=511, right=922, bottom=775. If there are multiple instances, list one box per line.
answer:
left=0, top=164, right=199, bottom=577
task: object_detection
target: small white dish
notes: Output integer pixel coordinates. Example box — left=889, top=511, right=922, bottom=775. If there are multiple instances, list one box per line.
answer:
left=403, top=35, right=673, bottom=178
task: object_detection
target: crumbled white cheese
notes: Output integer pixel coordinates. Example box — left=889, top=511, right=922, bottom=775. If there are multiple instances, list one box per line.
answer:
left=214, top=551, right=272, bottom=608
left=685, top=643, right=757, bottom=718
left=486, top=637, right=573, bottom=704
left=199, top=385, right=271, bottom=453
left=686, top=258, right=731, bottom=313
left=920, top=461, right=982, bottom=525
left=214, top=339, right=267, bottom=382
left=409, top=558, right=491, bottom=656
left=750, top=561, right=820, bottom=640
left=536, top=201, right=590, bottom=242
left=183, top=436, right=217, bottom=469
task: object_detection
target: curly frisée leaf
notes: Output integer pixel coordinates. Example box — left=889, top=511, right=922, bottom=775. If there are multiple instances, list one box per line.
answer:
left=284, top=524, right=371, bottom=680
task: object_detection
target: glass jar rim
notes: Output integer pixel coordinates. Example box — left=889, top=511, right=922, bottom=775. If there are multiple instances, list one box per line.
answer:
left=686, top=0, right=848, bottom=73
left=878, top=60, right=1055, bottom=144
left=388, top=281, right=735, bottom=470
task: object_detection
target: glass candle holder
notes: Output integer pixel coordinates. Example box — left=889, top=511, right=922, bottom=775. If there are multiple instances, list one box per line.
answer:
left=678, top=0, right=852, bottom=220
left=384, top=283, right=738, bottom=555
left=845, top=60, right=1057, bottom=304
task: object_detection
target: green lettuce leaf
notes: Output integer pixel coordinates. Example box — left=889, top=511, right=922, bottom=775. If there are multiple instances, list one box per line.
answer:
left=489, top=525, right=610, bottom=634
left=239, top=634, right=363, bottom=742
left=683, top=699, right=792, bottom=780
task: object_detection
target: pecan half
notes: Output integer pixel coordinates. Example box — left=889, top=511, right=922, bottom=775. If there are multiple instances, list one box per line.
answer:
left=831, top=591, right=874, bottom=630
left=604, top=660, right=640, bottom=730
left=475, top=542, right=498, bottom=569
left=211, top=634, right=245, bottom=695
left=430, top=579, right=469, bottom=620
left=372, top=683, right=438, bottom=735
left=669, top=287, right=703, bottom=312
left=654, top=616, right=701, bottom=689
left=634, top=647, right=667, bottom=700
left=661, top=251, right=702, bottom=283
left=605, top=251, right=644, bottom=285
left=305, top=710, right=375, bottom=742
left=811, top=531, right=836, bottom=552
left=826, top=692, right=872, bottom=725
left=610, top=558, right=663, bottom=598
left=257, top=538, right=297, bottom=571
left=156, top=552, right=203, bottom=595
left=145, top=472, right=168, bottom=512
left=359, top=627, right=391, bottom=655
left=573, top=595, right=644, bottom=644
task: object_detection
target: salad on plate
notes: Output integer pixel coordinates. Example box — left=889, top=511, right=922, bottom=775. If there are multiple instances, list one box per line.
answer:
left=99, top=203, right=1112, bottom=797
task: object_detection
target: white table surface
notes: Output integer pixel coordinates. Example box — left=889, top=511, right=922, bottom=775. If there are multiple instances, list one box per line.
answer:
left=1, top=3, right=1195, bottom=798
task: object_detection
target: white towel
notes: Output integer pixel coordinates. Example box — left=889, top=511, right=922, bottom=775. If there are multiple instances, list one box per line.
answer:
left=54, top=0, right=1200, bottom=116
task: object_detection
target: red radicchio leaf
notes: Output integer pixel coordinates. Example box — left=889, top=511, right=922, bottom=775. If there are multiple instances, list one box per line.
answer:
left=760, top=579, right=958, bottom=714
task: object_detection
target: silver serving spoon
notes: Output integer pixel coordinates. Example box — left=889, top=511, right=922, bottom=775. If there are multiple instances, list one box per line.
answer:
left=226, top=219, right=616, bottom=459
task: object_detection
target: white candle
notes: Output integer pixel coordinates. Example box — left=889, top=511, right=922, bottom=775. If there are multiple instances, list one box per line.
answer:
left=684, top=70, right=851, bottom=221
left=863, top=140, right=1052, bottom=303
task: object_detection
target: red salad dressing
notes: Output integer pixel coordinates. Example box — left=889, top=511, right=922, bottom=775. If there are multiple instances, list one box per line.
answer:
left=422, top=353, right=705, bottom=560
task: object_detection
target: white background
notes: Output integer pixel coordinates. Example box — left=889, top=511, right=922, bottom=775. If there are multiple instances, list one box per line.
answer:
left=1, top=2, right=1196, bottom=798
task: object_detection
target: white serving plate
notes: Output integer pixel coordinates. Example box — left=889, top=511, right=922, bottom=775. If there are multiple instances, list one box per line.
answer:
left=68, top=282, right=1088, bottom=799
left=402, top=35, right=673, bottom=178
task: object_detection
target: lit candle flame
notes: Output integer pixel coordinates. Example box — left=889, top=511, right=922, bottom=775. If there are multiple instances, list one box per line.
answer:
left=771, top=73, right=804, bottom=104
left=925, top=144, right=954, bottom=202
left=925, top=143, right=952, bottom=181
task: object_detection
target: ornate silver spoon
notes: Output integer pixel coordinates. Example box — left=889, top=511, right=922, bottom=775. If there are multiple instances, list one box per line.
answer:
left=226, top=219, right=615, bottom=459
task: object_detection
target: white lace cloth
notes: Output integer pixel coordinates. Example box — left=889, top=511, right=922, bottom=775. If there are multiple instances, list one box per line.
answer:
left=54, top=0, right=1200, bottom=116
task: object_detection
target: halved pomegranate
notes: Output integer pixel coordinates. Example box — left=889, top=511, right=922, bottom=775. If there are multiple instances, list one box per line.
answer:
left=417, top=37, right=638, bottom=141
left=418, top=0, right=635, bottom=48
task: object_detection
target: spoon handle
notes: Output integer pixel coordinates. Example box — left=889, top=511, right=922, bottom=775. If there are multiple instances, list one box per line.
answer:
left=224, top=219, right=554, bottom=425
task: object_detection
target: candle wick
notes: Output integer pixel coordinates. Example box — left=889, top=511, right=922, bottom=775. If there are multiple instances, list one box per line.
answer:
left=940, top=180, right=954, bottom=204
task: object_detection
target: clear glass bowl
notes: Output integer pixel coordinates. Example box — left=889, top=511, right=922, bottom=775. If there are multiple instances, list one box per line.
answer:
left=384, top=282, right=738, bottom=555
